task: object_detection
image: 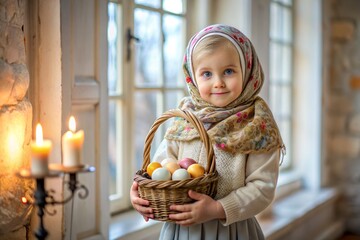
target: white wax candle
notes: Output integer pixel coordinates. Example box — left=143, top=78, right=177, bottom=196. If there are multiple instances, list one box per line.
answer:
left=31, top=123, right=52, bottom=175
left=62, top=116, right=84, bottom=167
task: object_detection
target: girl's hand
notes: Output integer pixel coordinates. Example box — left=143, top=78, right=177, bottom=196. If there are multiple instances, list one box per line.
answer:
left=130, top=181, right=154, bottom=221
left=168, top=190, right=225, bottom=226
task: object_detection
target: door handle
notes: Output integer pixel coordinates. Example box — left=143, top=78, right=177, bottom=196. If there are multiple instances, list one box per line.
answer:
left=127, top=28, right=140, bottom=62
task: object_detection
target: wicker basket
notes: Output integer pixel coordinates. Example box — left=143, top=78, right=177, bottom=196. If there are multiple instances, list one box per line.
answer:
left=134, top=109, right=218, bottom=222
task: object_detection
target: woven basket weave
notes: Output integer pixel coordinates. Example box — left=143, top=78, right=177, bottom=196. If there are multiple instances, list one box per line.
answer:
left=134, top=109, right=218, bottom=222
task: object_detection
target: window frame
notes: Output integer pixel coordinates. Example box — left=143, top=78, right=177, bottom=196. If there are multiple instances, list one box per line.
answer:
left=108, top=0, right=188, bottom=214
left=268, top=0, right=294, bottom=171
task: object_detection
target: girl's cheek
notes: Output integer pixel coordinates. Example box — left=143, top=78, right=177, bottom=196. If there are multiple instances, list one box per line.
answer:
left=198, top=85, right=209, bottom=96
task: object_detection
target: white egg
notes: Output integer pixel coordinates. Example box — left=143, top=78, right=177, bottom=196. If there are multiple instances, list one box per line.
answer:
left=151, top=167, right=171, bottom=181
left=160, top=157, right=178, bottom=167
left=172, top=168, right=191, bottom=180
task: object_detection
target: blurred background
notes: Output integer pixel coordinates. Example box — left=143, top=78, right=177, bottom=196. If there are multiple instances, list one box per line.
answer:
left=0, top=0, right=359, bottom=239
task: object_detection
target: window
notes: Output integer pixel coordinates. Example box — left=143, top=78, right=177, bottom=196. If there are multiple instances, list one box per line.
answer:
left=108, top=0, right=187, bottom=213
left=269, top=0, right=293, bottom=169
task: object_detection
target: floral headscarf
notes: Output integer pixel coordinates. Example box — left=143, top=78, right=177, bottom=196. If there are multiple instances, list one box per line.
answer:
left=165, top=24, right=284, bottom=154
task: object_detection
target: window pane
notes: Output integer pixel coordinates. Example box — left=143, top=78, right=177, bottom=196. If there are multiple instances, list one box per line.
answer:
left=163, top=0, right=184, bottom=14
left=270, top=3, right=282, bottom=40
left=163, top=14, right=185, bottom=87
left=270, top=85, right=291, bottom=119
left=108, top=3, right=123, bottom=95
left=269, top=42, right=281, bottom=82
left=281, top=45, right=292, bottom=82
left=269, top=85, right=280, bottom=118
left=274, top=0, right=292, bottom=6
left=270, top=2, right=292, bottom=43
left=282, top=0, right=292, bottom=5
left=135, top=0, right=161, bottom=8
left=134, top=9, right=162, bottom=87
left=280, top=85, right=291, bottom=117
left=108, top=100, right=123, bottom=196
left=134, top=91, right=161, bottom=170
left=165, top=90, right=184, bottom=110
left=283, top=7, right=292, bottom=43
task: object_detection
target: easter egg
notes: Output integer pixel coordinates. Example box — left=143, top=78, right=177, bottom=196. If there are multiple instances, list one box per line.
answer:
left=165, top=162, right=180, bottom=174
left=172, top=168, right=191, bottom=180
left=151, top=167, right=171, bottom=181
left=146, top=161, right=162, bottom=177
left=187, top=163, right=205, bottom=178
left=178, top=157, right=197, bottom=169
left=160, top=157, right=178, bottom=167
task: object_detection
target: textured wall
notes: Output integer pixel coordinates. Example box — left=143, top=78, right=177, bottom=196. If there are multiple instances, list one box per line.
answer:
left=0, top=0, right=34, bottom=238
left=326, top=0, right=360, bottom=234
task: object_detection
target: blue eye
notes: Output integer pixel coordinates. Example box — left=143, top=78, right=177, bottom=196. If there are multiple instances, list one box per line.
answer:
left=224, top=69, right=234, bottom=75
left=203, top=71, right=212, bottom=78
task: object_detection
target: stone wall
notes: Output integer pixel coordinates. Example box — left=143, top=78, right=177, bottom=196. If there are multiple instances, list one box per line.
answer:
left=0, top=0, right=33, bottom=239
left=326, top=0, right=360, bottom=234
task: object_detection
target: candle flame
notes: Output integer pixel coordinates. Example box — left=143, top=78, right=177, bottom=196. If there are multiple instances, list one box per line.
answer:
left=21, top=197, right=28, bottom=204
left=36, top=123, right=43, bottom=145
left=69, top=116, right=76, bottom=132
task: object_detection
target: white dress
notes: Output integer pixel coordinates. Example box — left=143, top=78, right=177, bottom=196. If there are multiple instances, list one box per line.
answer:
left=153, top=140, right=280, bottom=240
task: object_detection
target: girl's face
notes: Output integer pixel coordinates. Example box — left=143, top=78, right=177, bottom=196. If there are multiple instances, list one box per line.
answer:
left=193, top=44, right=243, bottom=107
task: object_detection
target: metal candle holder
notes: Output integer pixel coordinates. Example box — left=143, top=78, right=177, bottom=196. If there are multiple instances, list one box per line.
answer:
left=17, top=164, right=95, bottom=240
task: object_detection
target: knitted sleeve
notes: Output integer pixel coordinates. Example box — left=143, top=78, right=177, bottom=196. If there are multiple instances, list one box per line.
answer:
left=153, top=139, right=180, bottom=163
left=218, top=149, right=280, bottom=226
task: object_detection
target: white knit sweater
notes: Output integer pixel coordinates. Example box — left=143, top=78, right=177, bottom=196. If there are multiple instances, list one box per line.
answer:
left=154, top=139, right=280, bottom=226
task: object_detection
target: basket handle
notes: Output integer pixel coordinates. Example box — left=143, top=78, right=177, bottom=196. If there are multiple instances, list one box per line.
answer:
left=142, top=109, right=216, bottom=174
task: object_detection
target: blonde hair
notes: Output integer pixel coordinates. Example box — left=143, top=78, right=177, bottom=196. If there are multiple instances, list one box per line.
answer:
left=192, top=35, right=237, bottom=64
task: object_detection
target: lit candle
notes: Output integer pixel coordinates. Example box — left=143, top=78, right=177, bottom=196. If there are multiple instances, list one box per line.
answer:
left=31, top=123, right=52, bottom=175
left=62, top=116, right=84, bottom=167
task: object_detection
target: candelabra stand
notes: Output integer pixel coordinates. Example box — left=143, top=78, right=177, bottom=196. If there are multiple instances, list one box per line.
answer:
left=17, top=164, right=95, bottom=240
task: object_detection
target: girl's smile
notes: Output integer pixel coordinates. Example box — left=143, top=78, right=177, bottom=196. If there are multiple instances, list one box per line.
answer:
left=211, top=91, right=230, bottom=95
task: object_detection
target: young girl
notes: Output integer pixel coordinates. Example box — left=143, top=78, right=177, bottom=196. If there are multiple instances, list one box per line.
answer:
left=130, top=24, right=284, bottom=239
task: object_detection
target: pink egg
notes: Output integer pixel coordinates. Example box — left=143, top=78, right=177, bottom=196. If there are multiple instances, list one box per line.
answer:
left=178, top=158, right=197, bottom=169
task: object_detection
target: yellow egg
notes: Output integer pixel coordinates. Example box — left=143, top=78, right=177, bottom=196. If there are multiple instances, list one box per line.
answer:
left=146, top=161, right=162, bottom=177
left=187, top=163, right=205, bottom=178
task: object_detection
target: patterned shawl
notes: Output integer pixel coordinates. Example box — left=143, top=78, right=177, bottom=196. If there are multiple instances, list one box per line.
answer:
left=165, top=24, right=284, bottom=154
